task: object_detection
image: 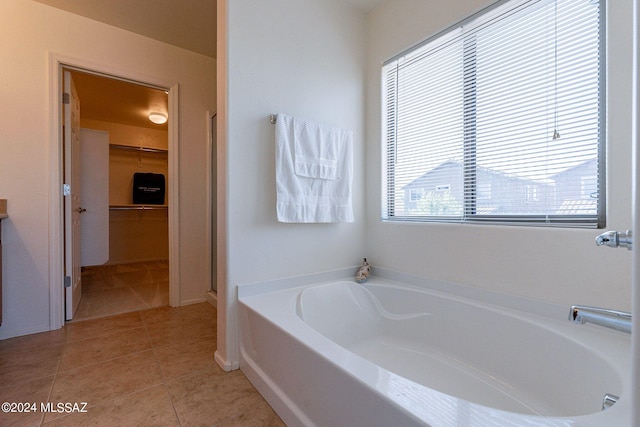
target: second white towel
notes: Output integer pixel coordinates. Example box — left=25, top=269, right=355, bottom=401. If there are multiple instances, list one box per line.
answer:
left=291, top=115, right=344, bottom=180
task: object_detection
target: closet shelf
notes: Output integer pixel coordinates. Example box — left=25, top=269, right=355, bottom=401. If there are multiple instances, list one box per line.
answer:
left=110, top=144, right=168, bottom=154
left=109, top=204, right=168, bottom=211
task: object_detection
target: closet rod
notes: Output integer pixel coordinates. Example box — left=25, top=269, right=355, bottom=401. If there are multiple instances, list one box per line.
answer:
left=109, top=205, right=168, bottom=211
left=110, top=143, right=167, bottom=153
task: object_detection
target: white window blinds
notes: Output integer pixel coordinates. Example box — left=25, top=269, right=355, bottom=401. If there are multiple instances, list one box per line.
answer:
left=382, top=0, right=604, bottom=227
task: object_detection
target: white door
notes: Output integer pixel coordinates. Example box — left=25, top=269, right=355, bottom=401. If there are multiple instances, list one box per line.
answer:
left=64, top=70, right=82, bottom=320
left=80, top=128, right=109, bottom=266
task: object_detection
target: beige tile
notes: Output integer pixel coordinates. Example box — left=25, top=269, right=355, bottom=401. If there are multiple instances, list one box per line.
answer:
left=217, top=402, right=286, bottom=427
left=59, top=327, right=152, bottom=371
left=0, top=357, right=60, bottom=390
left=43, top=385, right=179, bottom=427
left=80, top=265, right=117, bottom=284
left=73, top=294, right=108, bottom=321
left=130, top=280, right=169, bottom=307
left=100, top=287, right=148, bottom=312
left=75, top=262, right=170, bottom=320
left=139, top=305, right=174, bottom=325
left=115, top=263, right=149, bottom=273
left=75, top=287, right=148, bottom=320
left=154, top=335, right=217, bottom=380
left=0, top=338, right=63, bottom=387
left=145, top=317, right=216, bottom=348
left=65, top=311, right=143, bottom=342
left=49, top=350, right=163, bottom=413
left=168, top=366, right=266, bottom=426
left=141, top=302, right=216, bottom=327
left=0, top=375, right=54, bottom=427
left=0, top=409, right=42, bottom=427
left=81, top=264, right=120, bottom=292
left=114, top=269, right=155, bottom=286
left=81, top=278, right=120, bottom=293
left=0, top=329, right=67, bottom=353
left=0, top=294, right=286, bottom=427
left=150, top=267, right=169, bottom=281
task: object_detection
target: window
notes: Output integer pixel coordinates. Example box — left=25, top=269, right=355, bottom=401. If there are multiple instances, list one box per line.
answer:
left=581, top=176, right=597, bottom=199
left=382, top=0, right=605, bottom=227
left=477, top=183, right=491, bottom=201
left=526, top=186, right=539, bottom=203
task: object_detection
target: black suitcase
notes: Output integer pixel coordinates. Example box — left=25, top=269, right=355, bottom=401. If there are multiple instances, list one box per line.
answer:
left=132, top=172, right=165, bottom=205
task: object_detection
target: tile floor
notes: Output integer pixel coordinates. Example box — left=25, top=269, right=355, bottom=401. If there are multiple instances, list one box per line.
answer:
left=0, top=303, right=285, bottom=427
left=74, top=261, right=170, bottom=321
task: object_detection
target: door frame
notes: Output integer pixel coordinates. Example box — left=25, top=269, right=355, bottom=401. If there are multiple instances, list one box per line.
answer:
left=206, top=111, right=216, bottom=296
left=48, top=53, right=180, bottom=329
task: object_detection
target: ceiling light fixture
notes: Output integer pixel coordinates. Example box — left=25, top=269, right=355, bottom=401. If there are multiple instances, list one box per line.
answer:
left=148, top=112, right=168, bottom=125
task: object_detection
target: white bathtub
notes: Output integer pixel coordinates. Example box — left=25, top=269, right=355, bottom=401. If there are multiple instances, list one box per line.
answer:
left=238, top=274, right=631, bottom=426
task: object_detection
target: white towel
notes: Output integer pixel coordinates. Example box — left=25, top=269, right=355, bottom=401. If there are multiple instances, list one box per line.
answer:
left=292, top=115, right=342, bottom=180
left=275, top=114, right=354, bottom=223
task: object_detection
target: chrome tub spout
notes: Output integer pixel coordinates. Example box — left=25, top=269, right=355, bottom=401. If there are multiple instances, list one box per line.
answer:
left=595, top=230, right=632, bottom=250
left=569, top=305, right=631, bottom=334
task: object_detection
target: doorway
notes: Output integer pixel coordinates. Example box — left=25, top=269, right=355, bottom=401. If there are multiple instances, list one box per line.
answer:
left=55, top=61, right=179, bottom=323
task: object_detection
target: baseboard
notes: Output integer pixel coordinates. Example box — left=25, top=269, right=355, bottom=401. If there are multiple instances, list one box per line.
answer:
left=0, top=323, right=55, bottom=341
left=100, top=258, right=169, bottom=266
left=180, top=297, right=207, bottom=306
left=214, top=350, right=240, bottom=372
left=207, top=290, right=217, bottom=308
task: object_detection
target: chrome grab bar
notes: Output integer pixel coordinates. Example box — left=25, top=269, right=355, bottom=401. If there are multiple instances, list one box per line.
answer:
left=568, top=305, right=631, bottom=334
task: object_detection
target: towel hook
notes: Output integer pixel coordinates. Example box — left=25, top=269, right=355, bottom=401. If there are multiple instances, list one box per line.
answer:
left=269, top=114, right=278, bottom=124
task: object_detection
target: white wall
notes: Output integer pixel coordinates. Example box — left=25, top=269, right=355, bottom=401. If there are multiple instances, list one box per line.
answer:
left=218, top=0, right=367, bottom=365
left=365, top=0, right=634, bottom=311
left=0, top=0, right=215, bottom=339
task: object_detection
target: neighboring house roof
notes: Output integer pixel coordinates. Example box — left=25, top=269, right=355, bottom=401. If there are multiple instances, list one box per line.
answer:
left=402, top=159, right=552, bottom=190
left=551, top=157, right=598, bottom=178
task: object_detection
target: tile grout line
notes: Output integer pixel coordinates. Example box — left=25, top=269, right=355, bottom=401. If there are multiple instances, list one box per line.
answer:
left=139, top=304, right=223, bottom=426
left=141, top=309, right=183, bottom=426
left=39, top=332, right=70, bottom=427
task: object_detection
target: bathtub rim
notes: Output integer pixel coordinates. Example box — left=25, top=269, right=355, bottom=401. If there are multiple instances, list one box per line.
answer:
left=238, top=266, right=571, bottom=321
left=237, top=267, right=632, bottom=426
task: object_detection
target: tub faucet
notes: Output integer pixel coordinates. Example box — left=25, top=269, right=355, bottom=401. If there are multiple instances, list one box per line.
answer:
left=569, top=305, right=631, bottom=333
left=595, top=230, right=632, bottom=250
